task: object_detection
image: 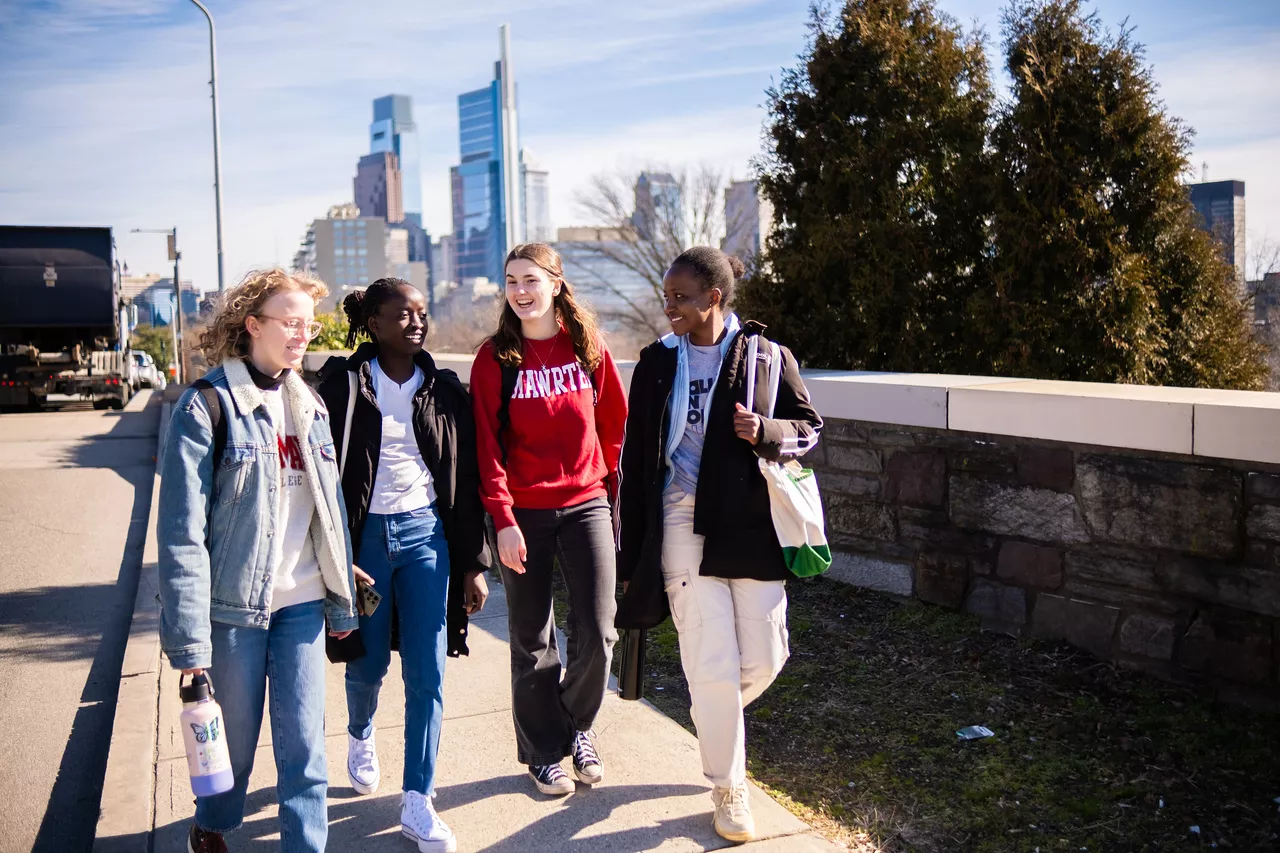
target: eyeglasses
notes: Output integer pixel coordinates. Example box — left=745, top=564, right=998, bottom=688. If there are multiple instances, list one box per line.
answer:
left=258, top=315, right=323, bottom=339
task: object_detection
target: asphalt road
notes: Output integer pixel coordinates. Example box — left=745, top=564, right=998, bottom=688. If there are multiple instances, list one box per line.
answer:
left=0, top=392, right=158, bottom=853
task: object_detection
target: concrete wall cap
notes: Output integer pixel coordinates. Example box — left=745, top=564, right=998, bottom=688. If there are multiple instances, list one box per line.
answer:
left=303, top=351, right=1280, bottom=465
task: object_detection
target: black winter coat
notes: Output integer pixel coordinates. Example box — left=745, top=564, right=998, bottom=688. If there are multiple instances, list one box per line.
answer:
left=614, top=321, right=823, bottom=630
left=317, top=343, right=490, bottom=657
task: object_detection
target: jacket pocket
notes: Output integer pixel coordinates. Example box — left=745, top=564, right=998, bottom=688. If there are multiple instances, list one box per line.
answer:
left=216, top=446, right=257, bottom=507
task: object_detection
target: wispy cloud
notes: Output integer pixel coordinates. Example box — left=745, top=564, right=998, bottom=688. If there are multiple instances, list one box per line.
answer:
left=0, top=0, right=1275, bottom=289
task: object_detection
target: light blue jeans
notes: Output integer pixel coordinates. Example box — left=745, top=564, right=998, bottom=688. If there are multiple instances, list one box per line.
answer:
left=195, top=599, right=328, bottom=853
left=346, top=505, right=451, bottom=795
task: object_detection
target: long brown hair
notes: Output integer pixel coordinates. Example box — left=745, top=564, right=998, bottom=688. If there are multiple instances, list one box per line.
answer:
left=491, top=243, right=602, bottom=372
left=198, top=268, right=328, bottom=364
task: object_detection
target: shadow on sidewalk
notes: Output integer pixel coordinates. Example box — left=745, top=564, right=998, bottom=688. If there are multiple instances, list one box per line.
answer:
left=27, top=415, right=156, bottom=851
left=153, top=779, right=712, bottom=852
left=0, top=581, right=121, bottom=664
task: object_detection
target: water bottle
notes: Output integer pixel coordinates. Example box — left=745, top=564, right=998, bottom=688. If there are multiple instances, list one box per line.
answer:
left=179, top=672, right=234, bottom=797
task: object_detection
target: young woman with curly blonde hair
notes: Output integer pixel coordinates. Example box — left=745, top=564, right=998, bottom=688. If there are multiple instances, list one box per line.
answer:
left=157, top=268, right=358, bottom=853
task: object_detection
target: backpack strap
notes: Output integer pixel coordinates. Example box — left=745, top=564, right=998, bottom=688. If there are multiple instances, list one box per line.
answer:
left=190, top=378, right=226, bottom=467
left=338, top=370, right=357, bottom=478
left=497, top=361, right=519, bottom=467
left=744, top=334, right=782, bottom=418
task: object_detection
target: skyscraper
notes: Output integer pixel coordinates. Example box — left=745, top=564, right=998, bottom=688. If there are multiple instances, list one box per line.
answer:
left=631, top=171, right=682, bottom=242
left=450, top=26, right=522, bottom=284
left=1189, top=179, right=1246, bottom=284
left=370, top=95, right=423, bottom=227
left=354, top=151, right=404, bottom=224
left=722, top=179, right=774, bottom=262
left=521, top=149, right=553, bottom=244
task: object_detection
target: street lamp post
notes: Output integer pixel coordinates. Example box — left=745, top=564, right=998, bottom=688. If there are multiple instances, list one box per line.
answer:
left=133, top=228, right=184, bottom=384
left=189, top=0, right=226, bottom=294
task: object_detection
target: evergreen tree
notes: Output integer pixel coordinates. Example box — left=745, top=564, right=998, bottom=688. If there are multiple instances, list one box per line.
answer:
left=739, top=0, right=994, bottom=372
left=979, top=0, right=1265, bottom=388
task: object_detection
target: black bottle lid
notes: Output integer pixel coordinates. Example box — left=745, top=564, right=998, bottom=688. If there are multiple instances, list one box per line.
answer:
left=180, top=672, right=214, bottom=703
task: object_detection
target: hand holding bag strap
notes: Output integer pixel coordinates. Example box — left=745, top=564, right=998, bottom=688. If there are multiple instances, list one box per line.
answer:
left=339, top=370, right=357, bottom=478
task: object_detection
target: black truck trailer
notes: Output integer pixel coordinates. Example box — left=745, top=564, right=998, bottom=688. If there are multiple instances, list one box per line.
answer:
left=0, top=225, right=133, bottom=410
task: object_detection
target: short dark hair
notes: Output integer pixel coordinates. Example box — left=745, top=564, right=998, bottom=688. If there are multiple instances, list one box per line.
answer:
left=341, top=277, right=418, bottom=348
left=666, top=246, right=745, bottom=304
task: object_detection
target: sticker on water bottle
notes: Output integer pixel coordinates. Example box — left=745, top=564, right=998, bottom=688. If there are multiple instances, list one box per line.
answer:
left=188, top=716, right=231, bottom=774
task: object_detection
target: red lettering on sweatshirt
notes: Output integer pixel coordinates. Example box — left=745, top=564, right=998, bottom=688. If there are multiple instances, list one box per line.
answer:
left=278, top=435, right=305, bottom=471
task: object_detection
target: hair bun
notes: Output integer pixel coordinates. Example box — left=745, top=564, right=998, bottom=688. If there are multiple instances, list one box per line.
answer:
left=725, top=254, right=746, bottom=279
left=341, top=290, right=365, bottom=321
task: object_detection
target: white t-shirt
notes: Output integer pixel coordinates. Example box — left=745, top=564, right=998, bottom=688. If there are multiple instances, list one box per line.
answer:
left=262, top=387, right=325, bottom=612
left=369, top=359, right=436, bottom=514
left=669, top=342, right=723, bottom=497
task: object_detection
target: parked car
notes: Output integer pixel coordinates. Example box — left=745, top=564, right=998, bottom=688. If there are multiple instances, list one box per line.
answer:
left=131, top=351, right=166, bottom=390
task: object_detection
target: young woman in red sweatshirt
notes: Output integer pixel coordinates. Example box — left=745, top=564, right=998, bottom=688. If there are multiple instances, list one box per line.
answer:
left=472, top=242, right=627, bottom=796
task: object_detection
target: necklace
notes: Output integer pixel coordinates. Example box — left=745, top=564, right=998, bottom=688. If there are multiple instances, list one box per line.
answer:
left=524, top=335, right=557, bottom=372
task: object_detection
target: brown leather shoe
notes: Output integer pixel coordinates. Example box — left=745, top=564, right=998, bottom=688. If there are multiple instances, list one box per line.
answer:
left=188, top=824, right=228, bottom=853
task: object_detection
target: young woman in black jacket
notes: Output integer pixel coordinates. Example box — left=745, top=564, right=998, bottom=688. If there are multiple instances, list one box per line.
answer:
left=316, top=278, right=489, bottom=853
left=615, top=247, right=822, bottom=844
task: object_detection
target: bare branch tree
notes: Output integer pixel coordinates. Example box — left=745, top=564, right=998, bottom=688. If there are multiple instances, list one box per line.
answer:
left=1246, top=232, right=1280, bottom=390
left=1248, top=233, right=1280, bottom=284
left=561, top=164, right=751, bottom=338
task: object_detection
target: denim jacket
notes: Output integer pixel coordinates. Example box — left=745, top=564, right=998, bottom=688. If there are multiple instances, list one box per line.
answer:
left=158, top=359, right=358, bottom=670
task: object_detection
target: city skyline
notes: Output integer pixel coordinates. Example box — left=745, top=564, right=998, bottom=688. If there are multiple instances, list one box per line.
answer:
left=0, top=0, right=1276, bottom=292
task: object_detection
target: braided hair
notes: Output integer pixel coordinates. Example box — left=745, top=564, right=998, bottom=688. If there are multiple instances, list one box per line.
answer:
left=341, top=277, right=416, bottom=349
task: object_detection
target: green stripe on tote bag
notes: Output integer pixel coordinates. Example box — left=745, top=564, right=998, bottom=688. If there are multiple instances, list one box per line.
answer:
left=745, top=335, right=832, bottom=578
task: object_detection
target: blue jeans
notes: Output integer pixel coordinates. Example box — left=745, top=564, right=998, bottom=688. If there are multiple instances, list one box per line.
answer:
left=196, top=600, right=328, bottom=853
left=346, top=505, right=451, bottom=795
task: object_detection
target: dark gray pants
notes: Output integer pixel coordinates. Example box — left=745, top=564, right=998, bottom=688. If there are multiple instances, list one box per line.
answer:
left=502, top=496, right=618, bottom=766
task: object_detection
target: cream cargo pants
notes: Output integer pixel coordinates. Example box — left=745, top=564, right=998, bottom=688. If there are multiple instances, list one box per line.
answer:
left=662, top=491, right=790, bottom=788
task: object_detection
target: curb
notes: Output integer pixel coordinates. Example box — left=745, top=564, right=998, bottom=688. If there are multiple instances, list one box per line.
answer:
left=94, top=399, right=170, bottom=852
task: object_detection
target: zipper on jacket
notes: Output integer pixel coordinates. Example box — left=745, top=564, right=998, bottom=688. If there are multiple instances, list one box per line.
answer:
left=656, top=376, right=672, bottom=498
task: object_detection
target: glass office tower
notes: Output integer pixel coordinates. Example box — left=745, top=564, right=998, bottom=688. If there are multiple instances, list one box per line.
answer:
left=370, top=95, right=423, bottom=227
left=451, top=55, right=522, bottom=284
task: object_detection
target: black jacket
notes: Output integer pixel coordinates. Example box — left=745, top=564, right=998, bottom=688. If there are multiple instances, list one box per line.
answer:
left=614, top=321, right=823, bottom=630
left=316, top=343, right=490, bottom=656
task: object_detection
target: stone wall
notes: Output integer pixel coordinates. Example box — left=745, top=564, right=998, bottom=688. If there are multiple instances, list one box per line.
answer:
left=809, top=418, right=1280, bottom=698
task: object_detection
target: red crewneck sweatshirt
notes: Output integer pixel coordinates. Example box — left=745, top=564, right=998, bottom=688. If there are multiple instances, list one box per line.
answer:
left=472, top=332, right=627, bottom=530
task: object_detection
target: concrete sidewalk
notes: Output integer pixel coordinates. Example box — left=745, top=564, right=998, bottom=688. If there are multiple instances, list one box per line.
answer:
left=97, top=395, right=839, bottom=852
left=147, top=582, right=837, bottom=852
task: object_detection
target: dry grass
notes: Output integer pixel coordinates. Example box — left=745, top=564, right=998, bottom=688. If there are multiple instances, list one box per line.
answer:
left=604, top=577, right=1280, bottom=852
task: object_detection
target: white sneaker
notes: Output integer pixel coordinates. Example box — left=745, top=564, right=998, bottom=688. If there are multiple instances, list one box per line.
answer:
left=347, top=730, right=380, bottom=795
left=712, top=783, right=755, bottom=844
left=401, top=790, right=457, bottom=853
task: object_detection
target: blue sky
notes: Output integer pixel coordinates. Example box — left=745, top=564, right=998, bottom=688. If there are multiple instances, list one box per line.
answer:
left=0, top=0, right=1276, bottom=292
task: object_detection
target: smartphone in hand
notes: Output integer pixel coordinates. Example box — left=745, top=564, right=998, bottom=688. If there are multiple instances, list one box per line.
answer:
left=357, top=581, right=382, bottom=617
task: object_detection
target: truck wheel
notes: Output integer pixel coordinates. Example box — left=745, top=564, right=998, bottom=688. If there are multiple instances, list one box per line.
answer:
left=110, top=396, right=125, bottom=411
left=92, top=399, right=109, bottom=410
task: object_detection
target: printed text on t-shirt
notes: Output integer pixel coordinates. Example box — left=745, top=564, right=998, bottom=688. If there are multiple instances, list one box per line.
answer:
left=687, top=378, right=712, bottom=428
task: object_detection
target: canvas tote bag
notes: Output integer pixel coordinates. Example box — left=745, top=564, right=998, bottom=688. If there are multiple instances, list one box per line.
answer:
left=744, top=335, right=832, bottom=578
